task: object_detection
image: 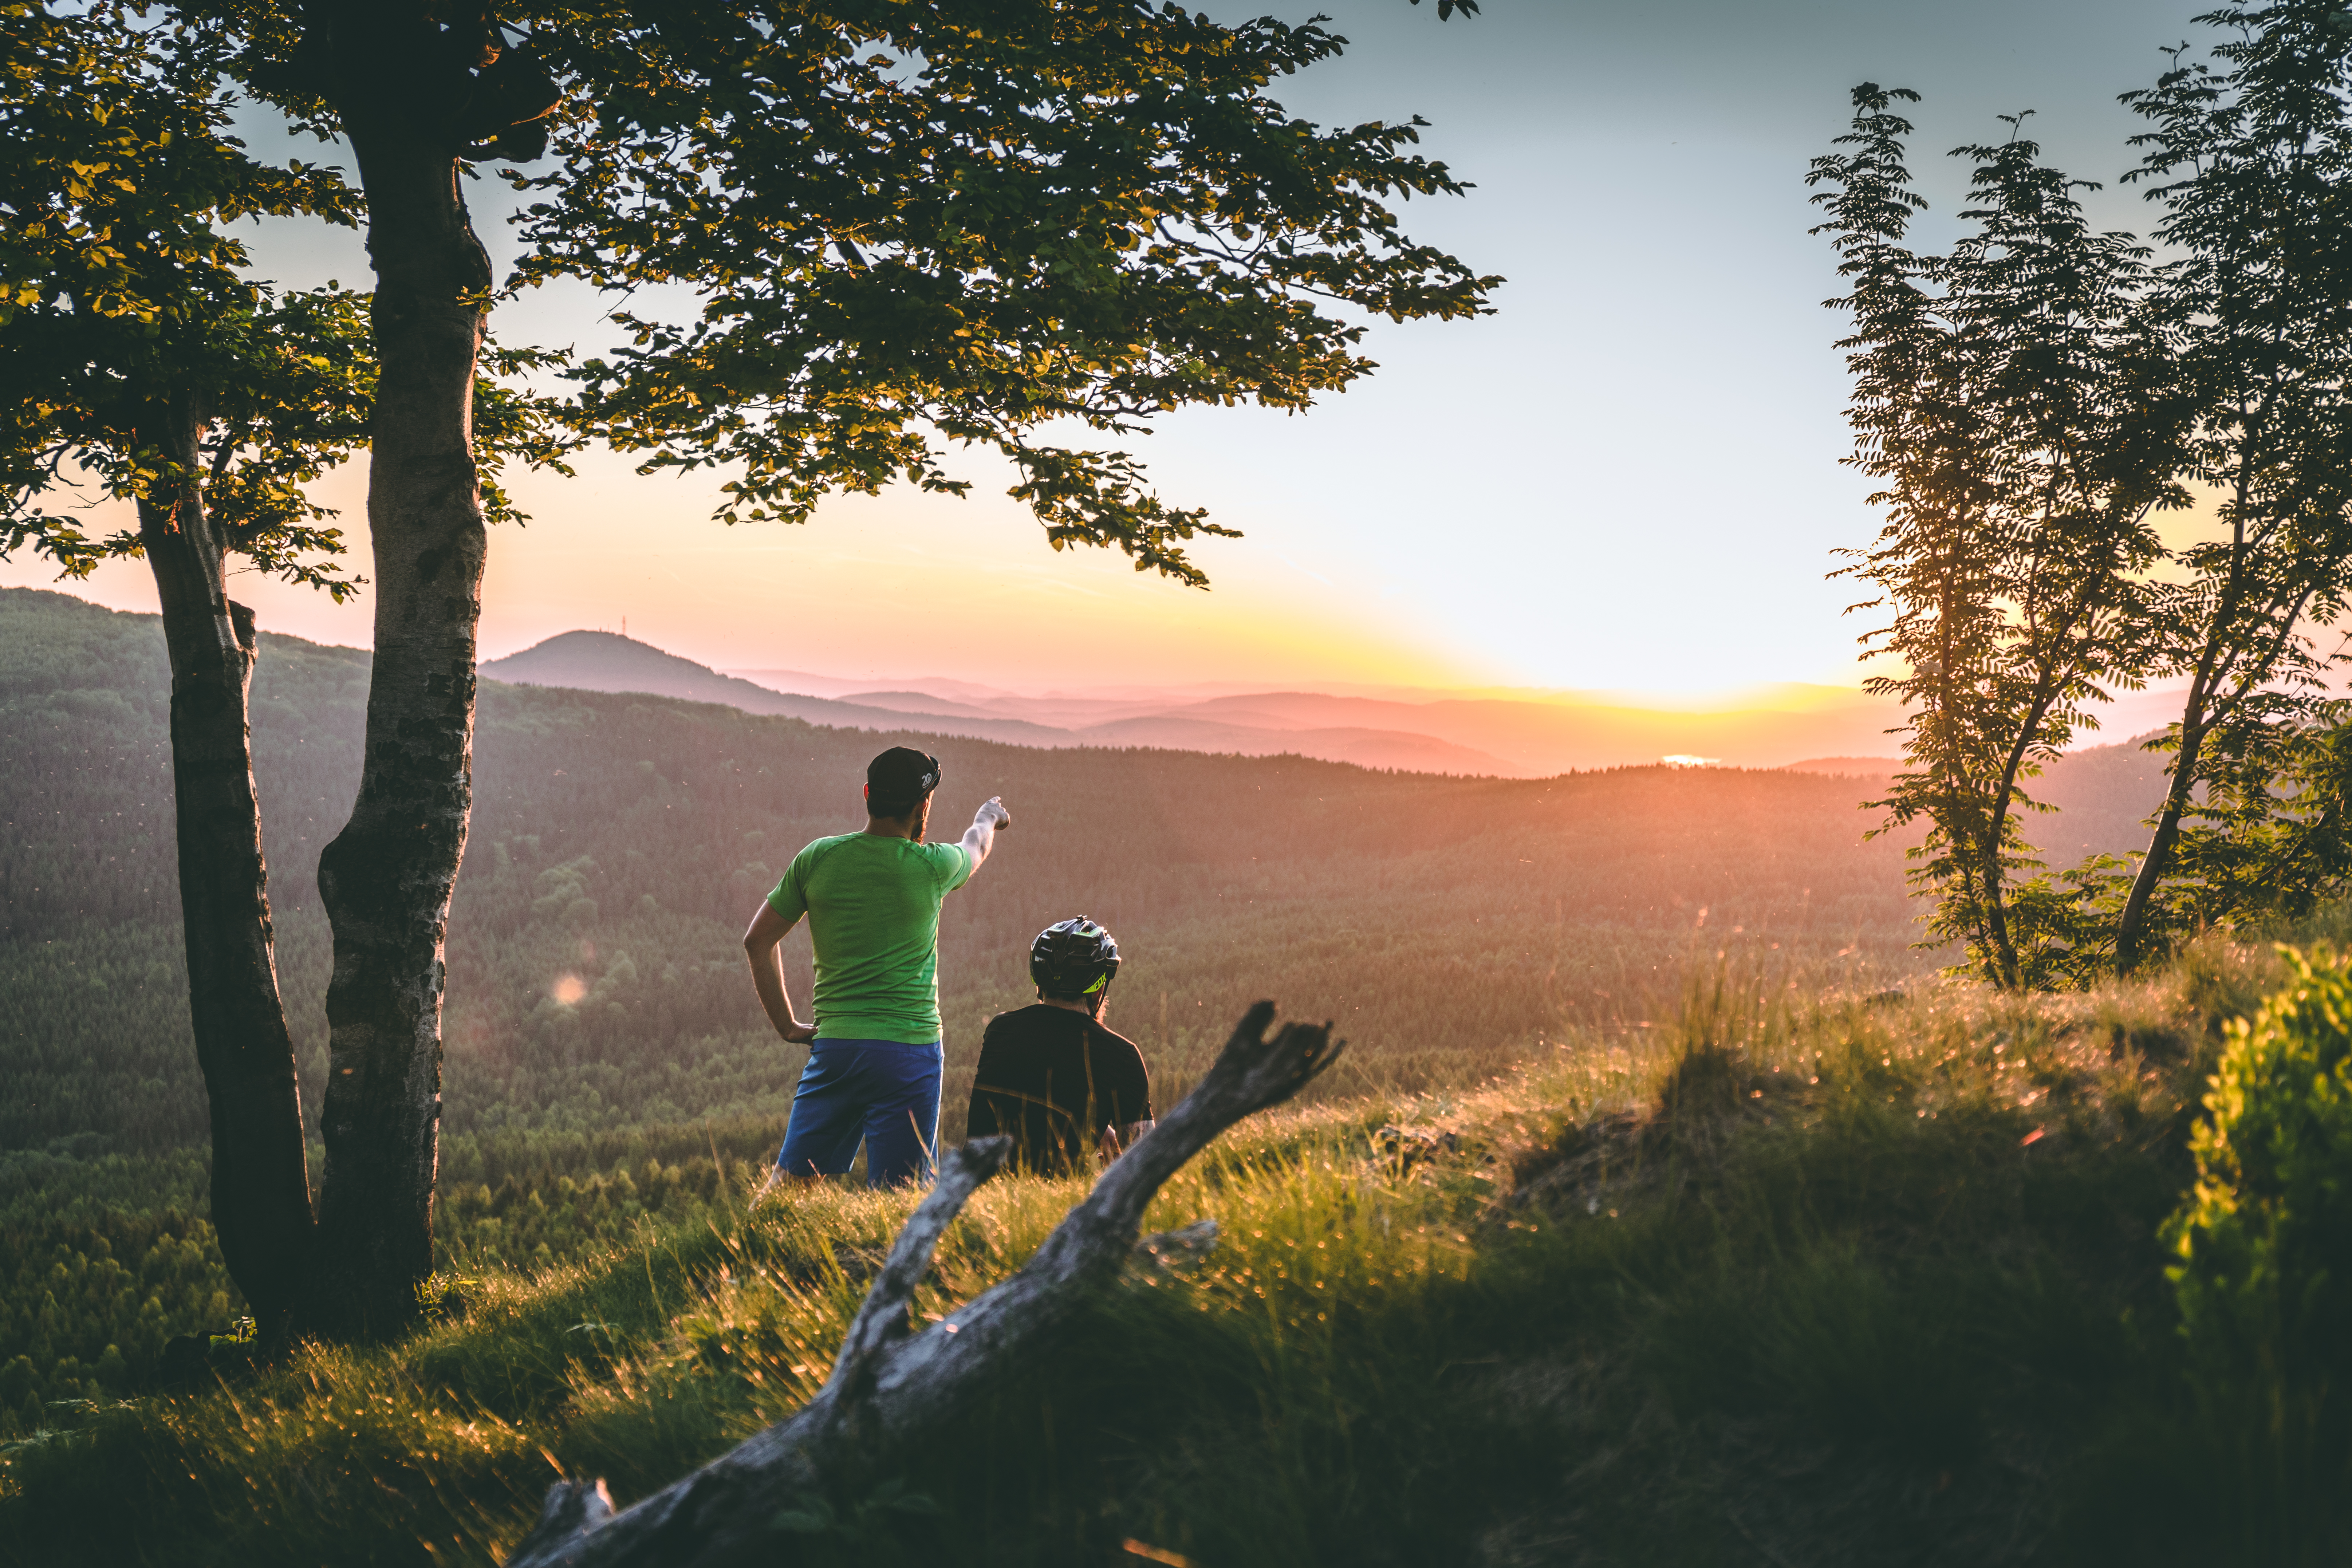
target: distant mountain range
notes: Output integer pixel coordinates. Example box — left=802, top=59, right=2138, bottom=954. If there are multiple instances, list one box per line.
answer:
left=485, top=631, right=1919, bottom=775
left=479, top=630, right=2186, bottom=848
left=484, top=633, right=1521, bottom=773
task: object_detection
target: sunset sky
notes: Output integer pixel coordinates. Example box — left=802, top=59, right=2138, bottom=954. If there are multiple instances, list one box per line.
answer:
left=3, top=0, right=2209, bottom=696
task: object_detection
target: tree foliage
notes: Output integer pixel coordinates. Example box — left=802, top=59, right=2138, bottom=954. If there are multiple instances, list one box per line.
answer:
left=484, top=0, right=1504, bottom=585
left=0, top=0, right=369, bottom=588
left=0, top=1, right=574, bottom=583
left=2107, top=4, right=2352, bottom=969
left=1817, top=1, right=2352, bottom=986
left=1810, top=87, right=2179, bottom=988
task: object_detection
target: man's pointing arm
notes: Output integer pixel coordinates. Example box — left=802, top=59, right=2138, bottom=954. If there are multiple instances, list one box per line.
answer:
left=961, top=796, right=1010, bottom=874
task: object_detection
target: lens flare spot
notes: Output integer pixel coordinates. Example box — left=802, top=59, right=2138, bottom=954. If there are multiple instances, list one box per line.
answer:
left=553, top=974, right=587, bottom=1005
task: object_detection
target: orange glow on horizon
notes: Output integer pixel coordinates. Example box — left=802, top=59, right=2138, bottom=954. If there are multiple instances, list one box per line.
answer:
left=0, top=448, right=1889, bottom=705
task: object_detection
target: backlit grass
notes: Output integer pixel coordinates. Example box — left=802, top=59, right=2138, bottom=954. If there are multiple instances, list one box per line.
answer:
left=3, top=937, right=2335, bottom=1566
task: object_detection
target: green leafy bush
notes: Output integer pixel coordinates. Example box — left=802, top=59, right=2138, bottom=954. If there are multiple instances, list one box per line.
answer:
left=2165, top=944, right=2352, bottom=1559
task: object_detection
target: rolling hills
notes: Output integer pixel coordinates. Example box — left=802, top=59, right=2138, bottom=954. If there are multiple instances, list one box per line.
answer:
left=485, top=631, right=1520, bottom=773
left=0, top=581, right=2181, bottom=1427
left=6, top=586, right=1922, bottom=1174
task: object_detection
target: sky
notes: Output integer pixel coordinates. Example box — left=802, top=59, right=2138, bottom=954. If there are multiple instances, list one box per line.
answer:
left=2, top=0, right=2214, bottom=695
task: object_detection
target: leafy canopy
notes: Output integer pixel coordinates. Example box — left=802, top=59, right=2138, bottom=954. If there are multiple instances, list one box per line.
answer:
left=0, top=0, right=575, bottom=591
left=1809, top=85, right=2179, bottom=988
left=473, top=0, right=1504, bottom=586
left=0, top=0, right=370, bottom=588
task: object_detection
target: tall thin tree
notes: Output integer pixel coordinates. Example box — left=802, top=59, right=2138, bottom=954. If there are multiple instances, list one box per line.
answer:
left=2, top=0, right=570, bottom=1324
left=1812, top=87, right=2177, bottom=987
left=2111, top=3, right=2352, bottom=973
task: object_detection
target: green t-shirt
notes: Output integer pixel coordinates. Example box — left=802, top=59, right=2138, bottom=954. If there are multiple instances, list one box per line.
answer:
left=767, top=832, right=975, bottom=1044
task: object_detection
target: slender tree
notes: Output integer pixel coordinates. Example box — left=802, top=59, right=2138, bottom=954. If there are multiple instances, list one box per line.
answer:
left=2110, top=2, right=2352, bottom=972
left=110, top=0, right=1494, bottom=1332
left=1812, top=86, right=2178, bottom=988
left=1, top=0, right=569, bottom=1325
left=3, top=0, right=369, bottom=1324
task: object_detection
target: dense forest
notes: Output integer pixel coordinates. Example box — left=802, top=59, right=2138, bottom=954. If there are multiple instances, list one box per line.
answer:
left=1, top=585, right=1935, bottom=1413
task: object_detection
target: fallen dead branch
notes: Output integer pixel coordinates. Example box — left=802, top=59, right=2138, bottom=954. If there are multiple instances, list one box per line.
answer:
left=505, top=1001, right=1342, bottom=1568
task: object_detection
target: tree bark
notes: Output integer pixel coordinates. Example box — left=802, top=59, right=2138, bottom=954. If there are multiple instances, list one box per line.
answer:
left=503, top=1003, right=1345, bottom=1568
left=137, top=393, right=318, bottom=1325
left=2115, top=706, right=2209, bottom=975
left=306, top=43, right=495, bottom=1335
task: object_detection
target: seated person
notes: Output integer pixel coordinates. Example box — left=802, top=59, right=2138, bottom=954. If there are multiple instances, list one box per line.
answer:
left=967, top=917, right=1154, bottom=1175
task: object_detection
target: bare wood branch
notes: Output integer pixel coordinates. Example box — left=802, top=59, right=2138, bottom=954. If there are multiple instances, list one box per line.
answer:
left=815, top=1135, right=1010, bottom=1440
left=505, top=1479, right=614, bottom=1563
left=503, top=1004, right=1339, bottom=1568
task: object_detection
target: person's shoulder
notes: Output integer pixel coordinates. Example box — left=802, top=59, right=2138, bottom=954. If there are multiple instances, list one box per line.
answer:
left=797, top=831, right=859, bottom=859
left=1086, top=1019, right=1147, bottom=1058
left=989, top=1003, right=1070, bottom=1037
left=915, top=837, right=972, bottom=876
left=788, top=831, right=858, bottom=873
left=978, top=1005, right=1068, bottom=1064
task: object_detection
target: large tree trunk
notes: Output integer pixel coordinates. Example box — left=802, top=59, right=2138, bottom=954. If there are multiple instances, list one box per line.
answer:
left=503, top=1004, right=1344, bottom=1568
left=306, top=76, right=494, bottom=1335
left=138, top=394, right=318, bottom=1325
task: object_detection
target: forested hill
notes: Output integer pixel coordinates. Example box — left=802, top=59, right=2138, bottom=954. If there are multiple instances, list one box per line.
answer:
left=3, top=584, right=1923, bottom=1179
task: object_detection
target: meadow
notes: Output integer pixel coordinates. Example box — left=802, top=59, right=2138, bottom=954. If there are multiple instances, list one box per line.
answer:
left=1, top=925, right=2327, bottom=1564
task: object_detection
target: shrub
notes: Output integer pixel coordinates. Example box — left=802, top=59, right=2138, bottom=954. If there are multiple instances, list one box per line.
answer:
left=2165, top=943, right=2352, bottom=1559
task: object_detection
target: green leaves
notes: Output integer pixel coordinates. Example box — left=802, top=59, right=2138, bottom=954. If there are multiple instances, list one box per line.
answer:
left=500, top=0, right=1499, bottom=581
left=0, top=0, right=369, bottom=590
left=1823, top=3, right=2352, bottom=985
left=1, top=1, right=578, bottom=592
left=2165, top=943, right=2352, bottom=1550
left=1812, top=86, right=2175, bottom=989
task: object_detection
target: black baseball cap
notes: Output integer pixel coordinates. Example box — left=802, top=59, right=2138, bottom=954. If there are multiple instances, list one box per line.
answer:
left=867, top=746, right=942, bottom=807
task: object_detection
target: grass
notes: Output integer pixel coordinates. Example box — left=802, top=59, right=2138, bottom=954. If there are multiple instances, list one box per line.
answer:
left=1, top=935, right=2335, bottom=1567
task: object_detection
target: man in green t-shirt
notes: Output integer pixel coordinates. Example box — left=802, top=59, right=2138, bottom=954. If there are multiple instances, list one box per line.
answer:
left=743, top=746, right=1009, bottom=1186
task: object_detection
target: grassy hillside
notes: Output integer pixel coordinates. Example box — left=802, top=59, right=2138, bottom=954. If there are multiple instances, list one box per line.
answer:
left=1, top=583, right=1926, bottom=1407
left=1, top=933, right=2328, bottom=1566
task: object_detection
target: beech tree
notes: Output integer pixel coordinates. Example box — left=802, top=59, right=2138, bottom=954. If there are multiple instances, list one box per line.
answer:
left=8, top=0, right=1495, bottom=1333
left=1, top=0, right=570, bottom=1324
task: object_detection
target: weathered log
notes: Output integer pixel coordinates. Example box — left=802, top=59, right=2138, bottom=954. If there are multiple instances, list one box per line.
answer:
left=504, top=1002, right=1340, bottom=1568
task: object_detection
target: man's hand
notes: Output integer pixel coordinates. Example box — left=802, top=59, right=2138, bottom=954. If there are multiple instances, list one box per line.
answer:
left=779, top=1018, right=818, bottom=1045
left=1097, top=1119, right=1155, bottom=1163
left=962, top=796, right=1010, bottom=872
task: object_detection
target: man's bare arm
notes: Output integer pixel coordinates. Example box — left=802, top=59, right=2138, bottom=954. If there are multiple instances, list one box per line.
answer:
left=743, top=902, right=817, bottom=1044
left=960, top=796, right=1011, bottom=874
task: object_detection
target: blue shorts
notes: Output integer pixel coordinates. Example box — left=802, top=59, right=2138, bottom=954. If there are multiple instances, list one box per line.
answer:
left=775, top=1038, right=943, bottom=1188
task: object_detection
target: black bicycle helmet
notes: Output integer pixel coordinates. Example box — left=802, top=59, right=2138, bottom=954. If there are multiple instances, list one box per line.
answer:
left=1030, top=917, right=1122, bottom=999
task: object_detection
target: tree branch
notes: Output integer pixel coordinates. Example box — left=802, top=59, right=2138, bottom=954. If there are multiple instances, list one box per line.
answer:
left=503, top=1003, right=1341, bottom=1568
